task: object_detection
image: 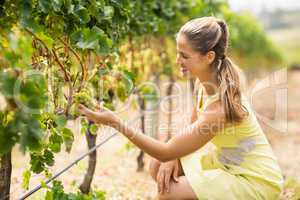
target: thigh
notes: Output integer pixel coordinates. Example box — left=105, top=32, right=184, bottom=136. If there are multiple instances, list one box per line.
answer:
left=157, top=176, right=197, bottom=200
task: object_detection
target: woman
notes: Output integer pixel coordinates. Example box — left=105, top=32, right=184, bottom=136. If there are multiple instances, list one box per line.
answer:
left=79, top=17, right=283, bottom=200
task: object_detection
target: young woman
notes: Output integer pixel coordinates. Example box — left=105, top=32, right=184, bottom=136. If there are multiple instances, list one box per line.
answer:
left=79, top=17, right=283, bottom=200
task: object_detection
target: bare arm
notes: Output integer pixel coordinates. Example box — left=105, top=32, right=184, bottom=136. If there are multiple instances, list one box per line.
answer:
left=190, top=104, right=198, bottom=124
left=112, top=101, right=225, bottom=162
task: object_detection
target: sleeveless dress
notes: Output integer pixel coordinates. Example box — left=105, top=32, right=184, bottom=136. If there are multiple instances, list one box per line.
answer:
left=179, top=86, right=284, bottom=200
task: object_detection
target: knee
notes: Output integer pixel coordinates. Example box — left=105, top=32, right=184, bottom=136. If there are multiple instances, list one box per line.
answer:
left=148, top=158, right=160, bottom=181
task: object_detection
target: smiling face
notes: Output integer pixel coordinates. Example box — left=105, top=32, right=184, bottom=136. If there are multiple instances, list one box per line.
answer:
left=175, top=17, right=247, bottom=123
left=176, top=33, right=215, bottom=80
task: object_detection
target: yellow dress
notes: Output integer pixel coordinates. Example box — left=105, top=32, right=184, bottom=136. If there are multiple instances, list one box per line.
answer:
left=179, top=86, right=284, bottom=200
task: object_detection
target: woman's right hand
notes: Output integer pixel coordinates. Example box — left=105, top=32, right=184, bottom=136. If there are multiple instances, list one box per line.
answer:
left=78, top=103, right=121, bottom=127
left=156, top=159, right=179, bottom=194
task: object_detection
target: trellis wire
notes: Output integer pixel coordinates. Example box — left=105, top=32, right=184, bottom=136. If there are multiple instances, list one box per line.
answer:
left=19, top=113, right=145, bottom=200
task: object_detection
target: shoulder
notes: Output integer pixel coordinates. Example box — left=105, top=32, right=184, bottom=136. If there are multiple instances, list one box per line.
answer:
left=204, top=100, right=226, bottom=121
left=195, top=100, right=227, bottom=135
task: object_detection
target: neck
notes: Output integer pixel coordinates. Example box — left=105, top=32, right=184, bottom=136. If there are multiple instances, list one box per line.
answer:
left=196, top=70, right=219, bottom=96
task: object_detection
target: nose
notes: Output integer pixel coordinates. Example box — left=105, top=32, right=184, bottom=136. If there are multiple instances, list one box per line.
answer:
left=176, top=54, right=181, bottom=65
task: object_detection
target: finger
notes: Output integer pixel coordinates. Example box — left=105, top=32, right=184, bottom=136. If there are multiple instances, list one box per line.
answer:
left=78, top=104, right=90, bottom=115
left=164, top=170, right=171, bottom=193
left=157, top=170, right=165, bottom=194
left=78, top=104, right=87, bottom=110
left=160, top=170, right=166, bottom=194
left=173, top=163, right=179, bottom=182
left=156, top=170, right=162, bottom=194
left=79, top=106, right=95, bottom=119
left=78, top=105, right=98, bottom=122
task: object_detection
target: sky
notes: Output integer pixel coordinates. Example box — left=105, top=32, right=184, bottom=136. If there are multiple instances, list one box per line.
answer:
left=227, top=0, right=300, bottom=15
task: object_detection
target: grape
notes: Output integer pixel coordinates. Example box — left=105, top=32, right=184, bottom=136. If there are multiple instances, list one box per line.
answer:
left=70, top=88, right=103, bottom=121
left=73, top=89, right=93, bottom=108
left=40, top=113, right=54, bottom=129
left=116, top=83, right=127, bottom=102
left=70, top=89, right=94, bottom=118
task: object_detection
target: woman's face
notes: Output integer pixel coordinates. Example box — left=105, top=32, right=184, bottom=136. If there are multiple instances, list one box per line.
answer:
left=176, top=33, right=212, bottom=79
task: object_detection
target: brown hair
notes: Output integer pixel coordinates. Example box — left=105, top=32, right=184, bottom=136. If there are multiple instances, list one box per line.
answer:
left=178, top=17, right=248, bottom=123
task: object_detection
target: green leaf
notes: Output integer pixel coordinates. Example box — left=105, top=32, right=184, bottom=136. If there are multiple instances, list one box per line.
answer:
left=39, top=0, right=52, bottom=13
left=81, top=125, right=88, bottom=134
left=43, top=149, right=54, bottom=166
left=17, top=73, right=48, bottom=111
left=64, top=0, right=73, bottom=14
left=20, top=16, right=42, bottom=33
left=103, top=6, right=114, bottom=20
left=0, top=71, right=17, bottom=97
left=74, top=5, right=90, bottom=23
left=74, top=28, right=99, bottom=50
left=45, top=191, right=53, bottom=200
left=121, top=71, right=136, bottom=95
left=0, top=127, right=18, bottom=155
left=36, top=32, right=53, bottom=48
left=30, top=153, right=45, bottom=174
left=52, top=0, right=64, bottom=12
left=123, top=70, right=137, bottom=83
left=49, top=131, right=63, bottom=153
left=97, top=36, right=113, bottom=55
left=20, top=118, right=44, bottom=152
left=3, top=52, right=21, bottom=68
left=72, top=25, right=112, bottom=53
left=61, top=128, right=74, bottom=152
left=53, top=115, right=67, bottom=128
left=94, top=190, right=106, bottom=199
left=22, top=170, right=31, bottom=190
left=80, top=118, right=89, bottom=134
left=41, top=181, right=49, bottom=189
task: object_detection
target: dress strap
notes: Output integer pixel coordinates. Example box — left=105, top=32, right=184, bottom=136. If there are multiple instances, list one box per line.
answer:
left=196, top=84, right=204, bottom=110
left=197, top=91, right=220, bottom=113
left=203, top=92, right=220, bottom=110
left=196, top=81, right=220, bottom=112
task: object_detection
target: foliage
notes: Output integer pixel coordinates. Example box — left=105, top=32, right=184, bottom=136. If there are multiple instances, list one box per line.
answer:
left=45, top=180, right=106, bottom=200
left=0, top=0, right=284, bottom=198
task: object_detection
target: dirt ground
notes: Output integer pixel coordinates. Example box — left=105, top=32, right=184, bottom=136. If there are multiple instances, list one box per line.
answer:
left=9, top=70, right=300, bottom=200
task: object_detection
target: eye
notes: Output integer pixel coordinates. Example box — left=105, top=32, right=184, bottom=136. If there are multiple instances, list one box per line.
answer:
left=181, top=53, right=188, bottom=59
left=180, top=52, right=189, bottom=59
left=177, top=50, right=189, bottom=59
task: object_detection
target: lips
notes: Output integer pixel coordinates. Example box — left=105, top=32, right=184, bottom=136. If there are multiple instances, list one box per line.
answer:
left=181, top=67, right=188, bottom=74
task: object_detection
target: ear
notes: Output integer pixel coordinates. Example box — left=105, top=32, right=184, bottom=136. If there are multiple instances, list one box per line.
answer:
left=206, top=51, right=216, bottom=65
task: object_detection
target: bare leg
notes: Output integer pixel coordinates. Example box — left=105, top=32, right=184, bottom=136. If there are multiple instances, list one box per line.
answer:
left=156, top=176, right=197, bottom=200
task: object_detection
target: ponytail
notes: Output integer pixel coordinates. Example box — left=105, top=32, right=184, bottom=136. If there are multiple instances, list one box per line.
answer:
left=217, top=57, right=248, bottom=123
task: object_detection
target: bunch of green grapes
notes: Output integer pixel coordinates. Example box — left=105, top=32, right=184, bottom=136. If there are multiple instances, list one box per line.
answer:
left=40, top=113, right=55, bottom=129
left=70, top=88, right=94, bottom=118
left=72, top=89, right=102, bottom=134
left=73, top=88, right=93, bottom=108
